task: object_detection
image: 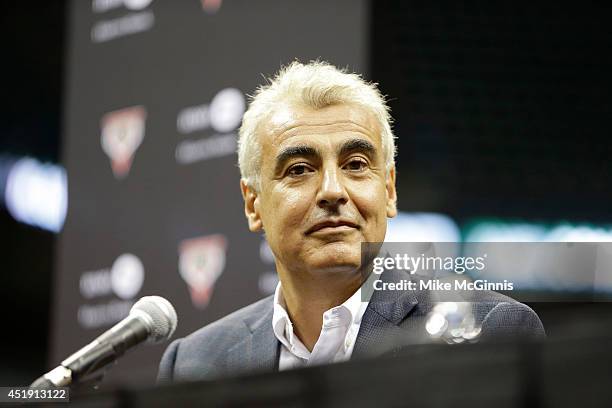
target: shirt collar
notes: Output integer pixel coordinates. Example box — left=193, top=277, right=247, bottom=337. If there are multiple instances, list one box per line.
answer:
left=272, top=275, right=373, bottom=354
left=272, top=283, right=295, bottom=353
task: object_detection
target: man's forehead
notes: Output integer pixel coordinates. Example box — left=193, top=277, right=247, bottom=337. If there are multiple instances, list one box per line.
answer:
left=261, top=103, right=381, bottom=147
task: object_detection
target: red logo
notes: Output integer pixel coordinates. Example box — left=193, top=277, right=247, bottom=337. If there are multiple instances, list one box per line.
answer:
left=178, top=234, right=227, bottom=308
left=201, top=0, right=222, bottom=13
left=100, top=106, right=146, bottom=179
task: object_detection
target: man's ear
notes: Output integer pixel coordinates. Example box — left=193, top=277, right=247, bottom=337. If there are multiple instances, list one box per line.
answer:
left=240, top=179, right=263, bottom=232
left=386, top=167, right=398, bottom=218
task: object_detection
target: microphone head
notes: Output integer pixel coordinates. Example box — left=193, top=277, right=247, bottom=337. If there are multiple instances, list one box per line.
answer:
left=130, top=296, right=178, bottom=343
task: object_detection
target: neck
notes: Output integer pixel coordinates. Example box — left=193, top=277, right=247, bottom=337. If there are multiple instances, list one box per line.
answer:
left=278, top=266, right=363, bottom=351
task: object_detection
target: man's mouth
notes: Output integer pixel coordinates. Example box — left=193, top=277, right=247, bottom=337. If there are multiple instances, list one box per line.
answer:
left=306, top=220, right=360, bottom=234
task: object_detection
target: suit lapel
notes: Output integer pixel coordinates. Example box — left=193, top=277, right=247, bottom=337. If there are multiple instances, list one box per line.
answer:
left=352, top=269, right=419, bottom=359
left=226, top=269, right=420, bottom=371
left=227, top=303, right=279, bottom=374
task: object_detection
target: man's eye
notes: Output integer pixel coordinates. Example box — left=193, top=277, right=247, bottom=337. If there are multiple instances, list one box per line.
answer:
left=287, top=164, right=312, bottom=177
left=344, top=159, right=367, bottom=171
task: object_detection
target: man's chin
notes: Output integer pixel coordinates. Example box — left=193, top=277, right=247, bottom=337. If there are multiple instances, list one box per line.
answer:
left=305, top=254, right=362, bottom=275
left=310, top=263, right=361, bottom=275
left=297, top=241, right=365, bottom=274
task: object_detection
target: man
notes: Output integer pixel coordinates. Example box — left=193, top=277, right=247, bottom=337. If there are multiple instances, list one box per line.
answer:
left=158, top=61, right=544, bottom=383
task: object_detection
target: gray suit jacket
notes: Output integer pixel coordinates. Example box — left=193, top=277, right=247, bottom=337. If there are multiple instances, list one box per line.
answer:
left=158, top=269, right=545, bottom=383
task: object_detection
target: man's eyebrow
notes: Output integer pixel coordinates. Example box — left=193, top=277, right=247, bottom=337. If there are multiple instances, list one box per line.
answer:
left=338, top=138, right=376, bottom=158
left=274, top=145, right=321, bottom=174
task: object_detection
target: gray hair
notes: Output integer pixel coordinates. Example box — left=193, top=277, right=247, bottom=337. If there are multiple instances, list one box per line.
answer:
left=238, top=60, right=395, bottom=190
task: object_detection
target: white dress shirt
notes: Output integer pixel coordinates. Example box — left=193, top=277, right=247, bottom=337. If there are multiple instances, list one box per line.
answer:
left=272, top=279, right=373, bottom=371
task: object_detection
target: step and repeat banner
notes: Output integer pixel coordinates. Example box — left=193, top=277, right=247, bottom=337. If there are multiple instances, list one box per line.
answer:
left=52, top=0, right=367, bottom=386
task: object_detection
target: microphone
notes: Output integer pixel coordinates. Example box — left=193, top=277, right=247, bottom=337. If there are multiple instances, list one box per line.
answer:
left=31, top=296, right=177, bottom=389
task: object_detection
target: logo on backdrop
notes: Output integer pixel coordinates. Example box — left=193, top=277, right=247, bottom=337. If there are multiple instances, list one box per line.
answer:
left=92, top=0, right=154, bottom=13
left=91, top=0, right=155, bottom=43
left=100, top=106, right=147, bottom=179
left=78, top=253, right=146, bottom=329
left=175, top=88, right=245, bottom=164
left=178, top=234, right=227, bottom=308
left=200, top=0, right=222, bottom=14
left=110, top=253, right=146, bottom=299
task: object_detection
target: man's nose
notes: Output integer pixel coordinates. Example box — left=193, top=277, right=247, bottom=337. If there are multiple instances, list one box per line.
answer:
left=316, top=167, right=348, bottom=209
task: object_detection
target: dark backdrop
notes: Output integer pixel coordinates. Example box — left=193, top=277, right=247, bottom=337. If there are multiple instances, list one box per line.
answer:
left=1, top=1, right=611, bottom=387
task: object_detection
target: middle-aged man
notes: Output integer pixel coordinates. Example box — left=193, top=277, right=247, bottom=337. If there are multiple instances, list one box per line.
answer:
left=158, top=61, right=545, bottom=383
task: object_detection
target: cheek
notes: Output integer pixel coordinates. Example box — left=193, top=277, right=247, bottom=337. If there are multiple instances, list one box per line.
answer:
left=349, top=181, right=389, bottom=230
left=353, top=180, right=387, bottom=212
left=266, top=186, right=313, bottom=230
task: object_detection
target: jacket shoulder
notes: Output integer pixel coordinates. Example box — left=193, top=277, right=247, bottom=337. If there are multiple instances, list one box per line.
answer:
left=479, top=297, right=545, bottom=340
left=157, top=295, right=274, bottom=383
left=457, top=289, right=545, bottom=339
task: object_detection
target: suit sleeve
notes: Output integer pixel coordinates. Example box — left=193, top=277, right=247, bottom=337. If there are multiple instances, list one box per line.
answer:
left=157, top=338, right=181, bottom=384
left=480, top=302, right=546, bottom=341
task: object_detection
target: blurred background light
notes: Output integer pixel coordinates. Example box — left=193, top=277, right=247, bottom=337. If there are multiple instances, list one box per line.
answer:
left=463, top=219, right=612, bottom=242
left=3, top=157, right=67, bottom=233
left=386, top=211, right=461, bottom=242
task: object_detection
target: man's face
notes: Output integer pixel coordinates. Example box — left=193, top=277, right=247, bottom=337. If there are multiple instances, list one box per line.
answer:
left=241, top=102, right=397, bottom=277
